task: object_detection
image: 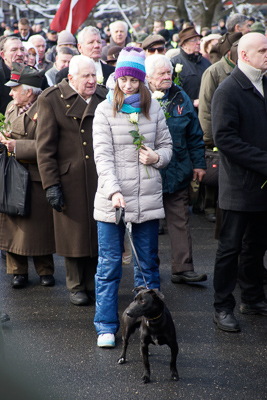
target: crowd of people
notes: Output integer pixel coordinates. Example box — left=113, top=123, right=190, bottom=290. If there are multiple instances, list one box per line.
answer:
left=1, top=12, right=267, bottom=346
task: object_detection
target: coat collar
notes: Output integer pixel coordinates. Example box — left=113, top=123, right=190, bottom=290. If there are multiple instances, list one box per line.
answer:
left=58, top=78, right=108, bottom=120
left=231, top=66, right=267, bottom=100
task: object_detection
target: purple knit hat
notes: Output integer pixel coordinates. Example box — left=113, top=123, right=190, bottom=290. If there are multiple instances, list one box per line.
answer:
left=115, top=46, right=146, bottom=82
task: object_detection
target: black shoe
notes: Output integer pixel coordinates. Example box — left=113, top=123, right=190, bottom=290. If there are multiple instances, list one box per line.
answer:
left=206, top=213, right=216, bottom=223
left=240, top=300, right=267, bottom=316
left=1, top=312, right=10, bottom=323
left=40, top=275, right=55, bottom=286
left=11, top=274, right=28, bottom=288
left=171, top=271, right=207, bottom=283
left=70, top=291, right=90, bottom=306
left=213, top=311, right=240, bottom=332
left=87, top=290, right=96, bottom=302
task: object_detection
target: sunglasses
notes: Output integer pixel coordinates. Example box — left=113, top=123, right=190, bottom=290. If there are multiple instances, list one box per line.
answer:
left=147, top=46, right=165, bottom=54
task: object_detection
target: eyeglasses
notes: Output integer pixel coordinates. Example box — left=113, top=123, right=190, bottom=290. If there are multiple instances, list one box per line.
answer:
left=187, top=37, right=201, bottom=43
left=147, top=46, right=165, bottom=54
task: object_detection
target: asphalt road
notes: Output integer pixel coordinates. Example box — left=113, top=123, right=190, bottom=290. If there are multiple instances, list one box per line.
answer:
left=1, top=213, right=267, bottom=400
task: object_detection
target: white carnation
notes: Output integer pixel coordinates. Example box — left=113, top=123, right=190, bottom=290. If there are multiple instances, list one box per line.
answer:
left=97, top=75, right=104, bottom=84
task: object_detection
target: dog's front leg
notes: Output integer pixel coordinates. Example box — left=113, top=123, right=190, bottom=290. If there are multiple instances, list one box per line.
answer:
left=141, top=342, right=150, bottom=383
left=170, top=341, right=179, bottom=381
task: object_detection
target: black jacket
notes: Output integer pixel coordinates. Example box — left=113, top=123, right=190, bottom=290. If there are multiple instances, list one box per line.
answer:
left=0, top=59, right=13, bottom=115
left=212, top=66, right=267, bottom=212
left=55, top=61, right=115, bottom=86
left=171, top=49, right=210, bottom=102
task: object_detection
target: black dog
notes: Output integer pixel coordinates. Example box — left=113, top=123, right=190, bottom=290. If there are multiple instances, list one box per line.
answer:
left=118, top=286, right=179, bottom=383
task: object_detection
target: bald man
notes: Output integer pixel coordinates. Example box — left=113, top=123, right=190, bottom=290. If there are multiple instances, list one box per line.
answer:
left=211, top=33, right=267, bottom=332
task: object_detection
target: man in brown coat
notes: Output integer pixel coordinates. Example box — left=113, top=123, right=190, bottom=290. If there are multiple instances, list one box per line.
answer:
left=0, top=63, right=55, bottom=288
left=36, top=54, right=108, bottom=306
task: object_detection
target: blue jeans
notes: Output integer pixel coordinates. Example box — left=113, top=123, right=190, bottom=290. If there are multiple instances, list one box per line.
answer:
left=94, top=219, right=160, bottom=335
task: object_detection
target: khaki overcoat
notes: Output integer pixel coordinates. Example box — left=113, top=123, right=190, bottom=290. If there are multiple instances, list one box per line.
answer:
left=0, top=100, right=56, bottom=255
left=36, top=80, right=108, bottom=257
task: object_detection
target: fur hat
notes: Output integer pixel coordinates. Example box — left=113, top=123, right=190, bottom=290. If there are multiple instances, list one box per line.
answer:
left=115, top=46, right=146, bottom=82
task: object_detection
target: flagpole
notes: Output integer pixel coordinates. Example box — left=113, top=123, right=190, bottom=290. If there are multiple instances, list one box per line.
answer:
left=111, top=0, right=136, bottom=36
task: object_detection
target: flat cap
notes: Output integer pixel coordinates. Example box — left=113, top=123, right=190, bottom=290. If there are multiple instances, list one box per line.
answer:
left=142, top=34, right=165, bottom=50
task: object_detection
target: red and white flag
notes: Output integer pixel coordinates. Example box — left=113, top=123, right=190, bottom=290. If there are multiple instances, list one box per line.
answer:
left=50, top=0, right=99, bottom=34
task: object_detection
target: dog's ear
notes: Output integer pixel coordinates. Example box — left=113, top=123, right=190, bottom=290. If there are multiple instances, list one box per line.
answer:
left=134, top=286, right=146, bottom=293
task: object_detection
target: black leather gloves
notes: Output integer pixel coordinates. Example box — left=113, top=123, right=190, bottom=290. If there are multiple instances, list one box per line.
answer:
left=46, top=184, right=64, bottom=212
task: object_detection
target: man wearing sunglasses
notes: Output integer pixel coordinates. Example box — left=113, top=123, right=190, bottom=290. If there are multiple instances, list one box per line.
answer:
left=142, top=34, right=166, bottom=57
left=171, top=26, right=211, bottom=111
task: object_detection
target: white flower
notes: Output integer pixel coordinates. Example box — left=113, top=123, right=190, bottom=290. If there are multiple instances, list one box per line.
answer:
left=152, top=91, right=164, bottom=100
left=175, top=63, right=183, bottom=74
left=129, top=113, right=139, bottom=124
left=97, top=75, right=104, bottom=84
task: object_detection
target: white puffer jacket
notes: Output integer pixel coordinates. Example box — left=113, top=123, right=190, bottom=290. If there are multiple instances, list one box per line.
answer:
left=93, top=98, right=172, bottom=224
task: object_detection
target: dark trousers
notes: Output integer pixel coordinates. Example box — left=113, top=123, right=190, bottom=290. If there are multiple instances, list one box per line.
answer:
left=163, top=188, right=193, bottom=273
left=64, top=256, right=98, bottom=292
left=6, top=252, right=54, bottom=276
left=214, top=210, right=267, bottom=312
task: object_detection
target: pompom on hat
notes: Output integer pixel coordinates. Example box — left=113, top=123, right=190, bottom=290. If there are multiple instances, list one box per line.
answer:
left=115, top=46, right=146, bottom=82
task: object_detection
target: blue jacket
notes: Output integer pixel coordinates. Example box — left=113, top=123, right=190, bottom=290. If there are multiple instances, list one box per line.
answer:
left=161, top=83, right=206, bottom=194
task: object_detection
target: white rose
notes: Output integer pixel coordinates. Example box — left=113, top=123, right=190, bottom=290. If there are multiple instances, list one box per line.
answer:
left=97, top=75, right=104, bottom=84
left=175, top=63, right=183, bottom=74
left=152, top=91, right=164, bottom=100
left=129, top=113, right=139, bottom=124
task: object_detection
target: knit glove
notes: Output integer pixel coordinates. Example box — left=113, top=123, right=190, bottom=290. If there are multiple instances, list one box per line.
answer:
left=46, top=184, right=64, bottom=212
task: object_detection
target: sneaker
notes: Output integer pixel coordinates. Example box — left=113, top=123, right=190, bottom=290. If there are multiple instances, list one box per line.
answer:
left=97, top=333, right=115, bottom=348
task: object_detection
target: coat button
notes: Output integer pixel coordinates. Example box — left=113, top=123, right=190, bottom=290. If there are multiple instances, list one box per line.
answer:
left=83, top=142, right=87, bottom=146
left=66, top=104, right=70, bottom=108
left=73, top=117, right=77, bottom=119
left=25, top=132, right=27, bottom=136
left=85, top=155, right=89, bottom=159
left=81, top=129, right=85, bottom=133
left=60, top=94, right=63, bottom=98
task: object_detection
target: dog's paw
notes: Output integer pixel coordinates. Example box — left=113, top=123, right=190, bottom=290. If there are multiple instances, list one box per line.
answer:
left=171, top=370, right=179, bottom=381
left=117, top=357, right=125, bottom=364
left=142, top=375, right=150, bottom=384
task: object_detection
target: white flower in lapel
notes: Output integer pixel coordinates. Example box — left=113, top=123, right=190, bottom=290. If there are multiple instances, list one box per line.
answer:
left=97, top=75, right=104, bottom=85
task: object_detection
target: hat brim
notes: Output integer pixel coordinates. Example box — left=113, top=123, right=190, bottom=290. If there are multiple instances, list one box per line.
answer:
left=5, top=81, right=20, bottom=87
left=180, top=34, right=202, bottom=46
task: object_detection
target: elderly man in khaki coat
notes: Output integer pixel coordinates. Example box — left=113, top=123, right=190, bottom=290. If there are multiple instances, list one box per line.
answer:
left=0, top=63, right=55, bottom=288
left=36, top=55, right=107, bottom=306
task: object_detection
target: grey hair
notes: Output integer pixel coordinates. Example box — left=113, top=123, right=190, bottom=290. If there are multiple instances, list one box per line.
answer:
left=68, top=55, right=95, bottom=79
left=21, top=84, right=42, bottom=96
left=57, top=46, right=74, bottom=56
left=226, top=13, right=248, bottom=33
left=2, top=36, right=23, bottom=52
left=77, top=26, right=100, bottom=44
left=29, top=34, right=46, bottom=44
left=109, top=20, right=128, bottom=35
left=145, top=54, right=173, bottom=78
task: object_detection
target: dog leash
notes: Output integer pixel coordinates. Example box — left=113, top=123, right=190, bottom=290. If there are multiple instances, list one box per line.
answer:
left=115, top=207, right=149, bottom=289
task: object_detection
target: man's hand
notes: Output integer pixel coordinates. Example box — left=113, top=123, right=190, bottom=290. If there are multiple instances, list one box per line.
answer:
left=139, top=146, right=159, bottom=165
left=193, top=168, right=206, bottom=182
left=46, top=184, right=64, bottom=212
left=112, top=192, right=126, bottom=209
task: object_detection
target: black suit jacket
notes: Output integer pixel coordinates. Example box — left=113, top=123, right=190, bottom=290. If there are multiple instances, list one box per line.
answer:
left=55, top=61, right=115, bottom=86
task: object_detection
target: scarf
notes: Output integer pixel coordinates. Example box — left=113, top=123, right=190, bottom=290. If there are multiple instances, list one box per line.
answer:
left=107, top=90, right=141, bottom=113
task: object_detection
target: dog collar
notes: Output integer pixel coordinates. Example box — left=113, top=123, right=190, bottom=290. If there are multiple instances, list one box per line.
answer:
left=146, top=313, right=162, bottom=326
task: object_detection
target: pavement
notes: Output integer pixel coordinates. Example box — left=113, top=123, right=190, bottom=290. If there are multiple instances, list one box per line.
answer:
left=0, top=213, right=267, bottom=400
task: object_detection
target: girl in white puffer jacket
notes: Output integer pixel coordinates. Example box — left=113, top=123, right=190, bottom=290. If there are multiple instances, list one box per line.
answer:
left=92, top=47, right=172, bottom=348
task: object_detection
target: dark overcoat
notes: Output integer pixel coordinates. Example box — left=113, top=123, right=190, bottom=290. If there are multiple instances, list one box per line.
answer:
left=212, top=66, right=267, bottom=212
left=36, top=80, right=108, bottom=257
left=0, top=100, right=55, bottom=255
